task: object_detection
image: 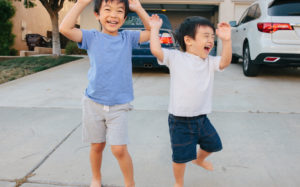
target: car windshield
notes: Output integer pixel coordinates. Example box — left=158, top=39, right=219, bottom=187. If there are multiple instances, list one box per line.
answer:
left=268, top=0, right=300, bottom=16
left=122, top=13, right=172, bottom=29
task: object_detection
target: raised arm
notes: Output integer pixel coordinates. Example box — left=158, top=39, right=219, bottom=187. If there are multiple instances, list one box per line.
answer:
left=216, top=22, right=232, bottom=70
left=129, top=0, right=150, bottom=43
left=59, top=0, right=92, bottom=42
left=149, top=14, right=164, bottom=62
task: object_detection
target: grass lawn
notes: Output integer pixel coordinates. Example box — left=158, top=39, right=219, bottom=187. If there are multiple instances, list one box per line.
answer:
left=0, top=56, right=83, bottom=84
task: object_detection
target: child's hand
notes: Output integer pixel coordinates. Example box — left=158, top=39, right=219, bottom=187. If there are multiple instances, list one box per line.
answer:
left=149, top=14, right=163, bottom=30
left=216, top=22, right=231, bottom=41
left=129, top=0, right=142, bottom=12
left=77, top=0, right=93, bottom=5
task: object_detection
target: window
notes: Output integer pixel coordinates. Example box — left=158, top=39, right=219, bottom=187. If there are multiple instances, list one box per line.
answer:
left=244, top=4, right=258, bottom=23
left=123, top=16, right=143, bottom=26
left=122, top=13, right=172, bottom=29
left=254, top=5, right=261, bottom=19
left=238, top=8, right=249, bottom=25
left=268, top=0, right=300, bottom=16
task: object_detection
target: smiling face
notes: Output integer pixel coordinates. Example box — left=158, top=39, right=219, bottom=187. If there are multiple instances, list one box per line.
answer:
left=185, top=25, right=215, bottom=59
left=94, top=0, right=126, bottom=36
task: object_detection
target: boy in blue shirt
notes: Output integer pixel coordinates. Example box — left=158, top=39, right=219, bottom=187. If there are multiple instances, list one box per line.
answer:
left=60, top=0, right=150, bottom=186
left=150, top=15, right=231, bottom=187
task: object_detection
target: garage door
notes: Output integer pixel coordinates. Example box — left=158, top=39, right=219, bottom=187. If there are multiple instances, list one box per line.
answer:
left=143, top=4, right=218, bottom=30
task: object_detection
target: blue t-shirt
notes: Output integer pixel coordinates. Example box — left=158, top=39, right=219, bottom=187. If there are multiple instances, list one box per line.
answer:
left=78, top=29, right=140, bottom=106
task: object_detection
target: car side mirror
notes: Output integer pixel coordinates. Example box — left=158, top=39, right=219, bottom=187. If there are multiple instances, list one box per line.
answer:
left=229, top=21, right=237, bottom=27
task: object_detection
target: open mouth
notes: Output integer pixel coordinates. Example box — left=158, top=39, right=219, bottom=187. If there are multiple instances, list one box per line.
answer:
left=107, top=20, right=119, bottom=26
left=204, top=46, right=211, bottom=53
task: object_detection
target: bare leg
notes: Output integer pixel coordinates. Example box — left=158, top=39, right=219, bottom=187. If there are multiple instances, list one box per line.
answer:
left=173, top=162, right=186, bottom=187
left=192, top=149, right=213, bottom=171
left=90, top=142, right=106, bottom=187
left=111, top=145, right=135, bottom=187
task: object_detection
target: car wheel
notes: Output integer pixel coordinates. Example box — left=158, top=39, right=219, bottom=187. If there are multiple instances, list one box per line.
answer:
left=163, top=67, right=170, bottom=74
left=231, top=55, right=239, bottom=64
left=243, top=44, right=260, bottom=77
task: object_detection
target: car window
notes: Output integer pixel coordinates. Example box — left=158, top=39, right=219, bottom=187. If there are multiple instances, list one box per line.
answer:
left=124, top=16, right=143, bottom=26
left=254, top=4, right=261, bottom=19
left=238, top=8, right=249, bottom=25
left=268, top=0, right=300, bottom=16
left=122, top=13, right=172, bottom=29
left=243, top=4, right=258, bottom=23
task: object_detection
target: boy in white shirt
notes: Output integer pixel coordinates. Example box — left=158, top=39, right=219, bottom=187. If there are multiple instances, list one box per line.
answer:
left=149, top=15, right=232, bottom=187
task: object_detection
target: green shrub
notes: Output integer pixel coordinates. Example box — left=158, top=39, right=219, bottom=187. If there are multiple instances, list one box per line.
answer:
left=0, top=0, right=15, bottom=23
left=0, top=0, right=17, bottom=56
left=65, top=41, right=87, bottom=55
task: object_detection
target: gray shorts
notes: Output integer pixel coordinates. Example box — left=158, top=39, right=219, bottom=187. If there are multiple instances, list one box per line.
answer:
left=82, top=96, right=133, bottom=145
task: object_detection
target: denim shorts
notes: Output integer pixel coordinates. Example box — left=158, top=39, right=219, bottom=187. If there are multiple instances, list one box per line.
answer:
left=168, top=114, right=222, bottom=163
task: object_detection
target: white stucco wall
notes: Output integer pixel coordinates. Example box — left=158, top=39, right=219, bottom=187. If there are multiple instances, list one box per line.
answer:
left=12, top=0, right=75, bottom=52
left=217, top=0, right=252, bottom=55
left=80, top=2, right=101, bottom=30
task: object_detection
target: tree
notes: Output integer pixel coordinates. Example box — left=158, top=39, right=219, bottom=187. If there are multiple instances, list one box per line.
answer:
left=0, top=0, right=17, bottom=55
left=20, top=0, right=75, bottom=56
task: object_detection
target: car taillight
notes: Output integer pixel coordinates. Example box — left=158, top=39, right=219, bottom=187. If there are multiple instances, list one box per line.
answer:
left=160, top=33, right=173, bottom=44
left=264, top=57, right=280, bottom=62
left=257, top=23, right=293, bottom=33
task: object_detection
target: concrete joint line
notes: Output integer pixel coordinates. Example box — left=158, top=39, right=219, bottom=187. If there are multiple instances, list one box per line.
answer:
left=15, top=123, right=82, bottom=187
left=132, top=109, right=300, bottom=115
left=133, top=108, right=166, bottom=111
left=0, top=178, right=15, bottom=182
left=213, top=110, right=300, bottom=115
left=20, top=180, right=122, bottom=187
left=0, top=106, right=81, bottom=110
left=132, top=73, right=143, bottom=84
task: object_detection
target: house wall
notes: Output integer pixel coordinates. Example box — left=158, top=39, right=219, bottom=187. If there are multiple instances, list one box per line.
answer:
left=11, top=0, right=253, bottom=55
left=217, top=0, right=253, bottom=54
left=11, top=0, right=76, bottom=52
left=11, top=0, right=255, bottom=54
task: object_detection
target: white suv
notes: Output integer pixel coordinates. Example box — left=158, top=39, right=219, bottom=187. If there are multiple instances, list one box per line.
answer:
left=230, top=0, right=300, bottom=76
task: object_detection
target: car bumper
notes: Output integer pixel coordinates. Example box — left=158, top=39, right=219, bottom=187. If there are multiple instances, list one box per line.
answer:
left=251, top=37, right=300, bottom=61
left=132, top=55, right=166, bottom=68
left=254, top=53, right=300, bottom=66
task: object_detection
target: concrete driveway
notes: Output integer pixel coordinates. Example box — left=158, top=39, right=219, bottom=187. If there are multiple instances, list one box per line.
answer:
left=0, top=57, right=300, bottom=187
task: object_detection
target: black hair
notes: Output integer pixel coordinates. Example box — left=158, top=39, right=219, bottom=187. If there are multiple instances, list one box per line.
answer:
left=175, top=16, right=215, bottom=51
left=94, top=0, right=129, bottom=18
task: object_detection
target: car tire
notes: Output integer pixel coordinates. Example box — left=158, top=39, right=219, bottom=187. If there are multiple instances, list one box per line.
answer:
left=231, top=55, right=239, bottom=64
left=163, top=67, right=170, bottom=74
left=243, top=44, right=260, bottom=77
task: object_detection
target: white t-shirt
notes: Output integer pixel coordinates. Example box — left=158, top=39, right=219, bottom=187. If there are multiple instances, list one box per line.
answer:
left=158, top=48, right=222, bottom=117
